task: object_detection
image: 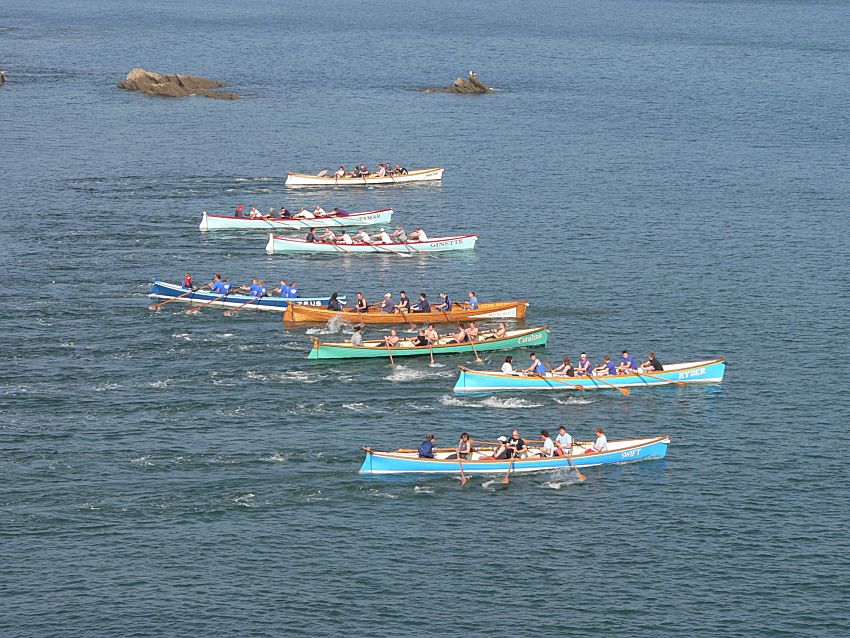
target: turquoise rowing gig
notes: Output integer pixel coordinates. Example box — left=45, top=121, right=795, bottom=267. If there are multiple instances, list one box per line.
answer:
left=307, top=327, right=549, bottom=360
left=454, top=358, right=726, bottom=393
left=359, top=436, right=670, bottom=475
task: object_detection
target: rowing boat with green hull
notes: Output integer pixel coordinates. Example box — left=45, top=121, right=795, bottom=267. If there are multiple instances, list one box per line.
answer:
left=307, top=327, right=549, bottom=360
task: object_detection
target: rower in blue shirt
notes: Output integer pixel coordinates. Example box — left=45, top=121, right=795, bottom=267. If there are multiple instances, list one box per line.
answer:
left=467, top=291, right=479, bottom=310
left=275, top=279, right=290, bottom=297
left=411, top=293, right=431, bottom=313
left=417, top=434, right=437, bottom=458
left=522, top=353, right=547, bottom=375
left=617, top=350, right=638, bottom=375
left=286, top=282, right=298, bottom=298
left=434, top=292, right=451, bottom=311
left=221, top=279, right=233, bottom=294
left=248, top=279, right=267, bottom=297
left=210, top=274, right=224, bottom=294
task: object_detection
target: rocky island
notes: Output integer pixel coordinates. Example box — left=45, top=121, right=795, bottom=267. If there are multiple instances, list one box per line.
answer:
left=420, top=71, right=495, bottom=94
left=117, top=68, right=238, bottom=99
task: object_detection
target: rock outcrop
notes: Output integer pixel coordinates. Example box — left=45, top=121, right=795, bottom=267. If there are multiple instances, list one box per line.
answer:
left=0, top=70, right=6, bottom=86
left=421, top=71, right=495, bottom=94
left=117, top=68, right=238, bottom=99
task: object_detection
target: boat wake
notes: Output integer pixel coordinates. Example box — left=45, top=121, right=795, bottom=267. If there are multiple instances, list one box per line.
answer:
left=552, top=397, right=595, bottom=406
left=413, top=486, right=435, bottom=495
left=439, top=395, right=543, bottom=409
left=384, top=365, right=454, bottom=382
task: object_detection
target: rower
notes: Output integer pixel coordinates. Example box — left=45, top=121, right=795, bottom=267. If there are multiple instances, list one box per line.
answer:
left=316, top=168, right=329, bottom=178
left=433, top=292, right=451, bottom=311
left=287, top=281, right=298, bottom=298
left=317, top=228, right=337, bottom=243
left=248, top=279, right=267, bottom=297
left=210, top=274, right=224, bottom=294
left=466, top=321, right=480, bottom=341
left=327, top=292, right=343, bottom=311
left=314, top=205, right=327, bottom=216
left=353, top=229, right=370, bottom=244
left=418, top=434, right=436, bottom=458
left=424, top=323, right=439, bottom=344
left=397, top=291, right=411, bottom=313
left=456, top=432, right=472, bottom=460
left=377, top=163, right=387, bottom=177
left=280, top=207, right=291, bottom=218
left=332, top=207, right=349, bottom=217
left=384, top=329, right=400, bottom=347
left=485, top=323, right=507, bottom=340
left=234, top=204, right=244, bottom=217
left=390, top=225, right=407, bottom=242
left=294, top=208, right=315, bottom=219
left=355, top=292, right=368, bottom=313
left=593, top=355, right=616, bottom=376
left=412, top=329, right=429, bottom=347
left=554, top=426, right=573, bottom=457
left=338, top=231, right=354, bottom=245
left=409, top=226, right=428, bottom=241
left=575, top=352, right=592, bottom=376
left=183, top=272, right=194, bottom=289
left=249, top=206, right=262, bottom=218
left=586, top=427, right=608, bottom=454
left=446, top=323, right=467, bottom=344
left=501, top=355, right=514, bottom=374
left=275, top=280, right=290, bottom=297
left=334, top=165, right=345, bottom=179
left=616, top=350, right=638, bottom=375
left=484, top=436, right=509, bottom=460
left=221, top=278, right=233, bottom=294
left=395, top=165, right=408, bottom=175
left=351, top=325, right=364, bottom=346
left=522, top=353, right=546, bottom=376
left=539, top=430, right=555, bottom=457
left=467, top=291, right=479, bottom=310
left=551, top=356, right=575, bottom=376
left=507, top=429, right=525, bottom=458
left=305, top=228, right=317, bottom=243
left=380, top=293, right=396, bottom=314
left=373, top=228, right=392, bottom=244
left=411, top=293, right=431, bottom=313
left=640, top=352, right=664, bottom=372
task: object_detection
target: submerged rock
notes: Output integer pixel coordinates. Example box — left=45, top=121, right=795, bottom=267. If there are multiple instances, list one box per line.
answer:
left=420, top=71, right=495, bottom=94
left=117, top=67, right=238, bottom=99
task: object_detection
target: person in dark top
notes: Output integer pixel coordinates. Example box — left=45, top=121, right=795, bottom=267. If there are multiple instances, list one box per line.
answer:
left=305, top=228, right=317, bottom=243
left=235, top=203, right=244, bottom=217
left=641, top=352, right=664, bottom=371
left=332, top=207, right=349, bottom=217
left=433, top=292, right=451, bottom=311
left=418, top=434, right=436, bottom=458
left=413, top=329, right=429, bottom=347
left=397, top=290, right=411, bottom=313
left=355, top=292, right=368, bottom=313
left=411, top=293, right=431, bottom=313
left=183, top=272, right=194, bottom=289
left=280, top=207, right=291, bottom=218
left=507, top=429, right=526, bottom=458
left=327, top=292, right=343, bottom=311
left=551, top=356, right=575, bottom=377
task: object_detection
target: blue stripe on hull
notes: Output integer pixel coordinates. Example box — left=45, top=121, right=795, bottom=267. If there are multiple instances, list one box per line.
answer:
left=149, top=280, right=341, bottom=311
left=453, top=360, right=726, bottom=393
left=358, top=439, right=669, bottom=474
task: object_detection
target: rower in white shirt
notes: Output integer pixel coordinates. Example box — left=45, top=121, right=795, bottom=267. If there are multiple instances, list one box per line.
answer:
left=353, top=229, right=370, bottom=243
left=589, top=427, right=608, bottom=453
left=338, top=231, right=353, bottom=245
left=409, top=226, right=428, bottom=241
left=501, top=355, right=514, bottom=374
left=373, top=228, right=392, bottom=244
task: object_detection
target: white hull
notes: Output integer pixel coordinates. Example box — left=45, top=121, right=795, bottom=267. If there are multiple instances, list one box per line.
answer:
left=265, top=233, right=477, bottom=255
left=285, top=168, right=443, bottom=187
left=199, top=209, right=393, bottom=231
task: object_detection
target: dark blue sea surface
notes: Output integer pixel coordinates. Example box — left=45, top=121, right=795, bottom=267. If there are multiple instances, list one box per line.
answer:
left=2, top=0, right=849, bottom=636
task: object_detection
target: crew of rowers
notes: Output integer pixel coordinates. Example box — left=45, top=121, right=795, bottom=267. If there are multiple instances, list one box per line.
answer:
left=500, top=351, right=664, bottom=377
left=183, top=273, right=301, bottom=299
left=233, top=203, right=351, bottom=220
left=417, top=427, right=609, bottom=459
left=317, top=163, right=408, bottom=179
left=349, top=320, right=507, bottom=348
left=305, top=225, right=427, bottom=245
left=331, top=290, right=476, bottom=314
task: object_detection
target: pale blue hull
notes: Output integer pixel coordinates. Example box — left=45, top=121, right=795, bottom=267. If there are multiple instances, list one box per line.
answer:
left=454, top=359, right=726, bottom=393
left=359, top=437, right=669, bottom=475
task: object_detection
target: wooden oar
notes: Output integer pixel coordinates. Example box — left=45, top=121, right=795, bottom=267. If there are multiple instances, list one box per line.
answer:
left=534, top=373, right=586, bottom=391
left=565, top=450, right=586, bottom=481
left=403, top=240, right=438, bottom=259
left=468, top=337, right=482, bottom=363
left=428, top=340, right=435, bottom=364
left=148, top=284, right=207, bottom=310
left=458, top=454, right=469, bottom=487
left=386, top=342, right=395, bottom=368
left=371, top=241, right=412, bottom=258
left=588, top=373, right=630, bottom=396
left=224, top=295, right=263, bottom=317
left=186, top=291, right=231, bottom=314
left=637, top=370, right=687, bottom=387
left=502, top=452, right=517, bottom=485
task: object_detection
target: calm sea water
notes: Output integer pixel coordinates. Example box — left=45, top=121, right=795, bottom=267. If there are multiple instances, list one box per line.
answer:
left=2, top=0, right=849, bottom=636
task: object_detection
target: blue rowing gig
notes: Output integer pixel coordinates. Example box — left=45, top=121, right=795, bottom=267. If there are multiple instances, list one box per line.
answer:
left=454, top=359, right=727, bottom=393
left=149, top=280, right=344, bottom=312
left=359, top=436, right=670, bottom=475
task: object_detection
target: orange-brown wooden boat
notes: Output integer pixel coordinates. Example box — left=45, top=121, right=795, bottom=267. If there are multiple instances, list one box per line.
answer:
left=283, top=301, right=529, bottom=324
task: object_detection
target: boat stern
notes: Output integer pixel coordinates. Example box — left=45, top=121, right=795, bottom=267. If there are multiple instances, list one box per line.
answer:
left=199, top=211, right=209, bottom=231
left=265, top=233, right=276, bottom=255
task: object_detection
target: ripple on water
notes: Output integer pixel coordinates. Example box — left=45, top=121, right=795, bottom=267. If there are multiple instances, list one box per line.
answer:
left=439, top=395, right=543, bottom=409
